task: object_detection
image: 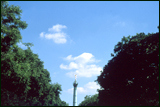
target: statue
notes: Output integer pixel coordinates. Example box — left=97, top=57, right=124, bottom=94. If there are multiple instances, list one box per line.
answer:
left=74, top=74, right=77, bottom=81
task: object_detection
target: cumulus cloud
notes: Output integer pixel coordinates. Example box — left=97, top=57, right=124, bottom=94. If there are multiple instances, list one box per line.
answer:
left=67, top=82, right=100, bottom=94
left=60, top=62, right=78, bottom=70
left=45, top=32, right=67, bottom=44
left=60, top=53, right=102, bottom=78
left=40, top=32, right=45, bottom=38
left=40, top=24, right=68, bottom=44
left=84, top=82, right=100, bottom=90
left=48, top=24, right=67, bottom=32
left=64, top=55, right=74, bottom=61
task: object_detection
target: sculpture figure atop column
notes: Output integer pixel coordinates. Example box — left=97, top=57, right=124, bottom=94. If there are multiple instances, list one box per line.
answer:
left=75, top=74, right=77, bottom=81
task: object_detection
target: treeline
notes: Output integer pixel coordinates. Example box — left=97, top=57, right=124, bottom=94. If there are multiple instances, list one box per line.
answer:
left=1, top=1, right=68, bottom=106
left=79, top=30, right=159, bottom=106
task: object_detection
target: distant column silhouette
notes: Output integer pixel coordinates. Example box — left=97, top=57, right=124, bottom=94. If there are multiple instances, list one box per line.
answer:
left=73, top=75, right=78, bottom=106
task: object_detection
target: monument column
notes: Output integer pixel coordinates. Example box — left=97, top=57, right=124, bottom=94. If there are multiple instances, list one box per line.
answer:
left=73, top=74, right=78, bottom=106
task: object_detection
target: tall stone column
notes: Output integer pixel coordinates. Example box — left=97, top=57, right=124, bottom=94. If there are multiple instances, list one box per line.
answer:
left=73, top=80, right=78, bottom=106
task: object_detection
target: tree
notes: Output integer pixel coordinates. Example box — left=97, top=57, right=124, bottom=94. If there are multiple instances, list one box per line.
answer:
left=78, top=94, right=99, bottom=106
left=1, top=1, right=69, bottom=106
left=96, top=31, right=159, bottom=106
left=1, top=1, right=29, bottom=105
left=1, top=1, right=27, bottom=52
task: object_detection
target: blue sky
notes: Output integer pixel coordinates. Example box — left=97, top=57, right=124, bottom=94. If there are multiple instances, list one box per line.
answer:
left=9, top=1, right=159, bottom=106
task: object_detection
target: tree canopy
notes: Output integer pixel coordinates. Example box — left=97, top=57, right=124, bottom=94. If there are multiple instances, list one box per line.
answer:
left=96, top=31, right=159, bottom=106
left=78, top=94, right=99, bottom=106
left=1, top=1, right=68, bottom=106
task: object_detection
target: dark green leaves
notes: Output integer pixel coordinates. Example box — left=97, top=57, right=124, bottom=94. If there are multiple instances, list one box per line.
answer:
left=1, top=1, right=27, bottom=52
left=79, top=94, right=99, bottom=106
left=96, top=31, right=159, bottom=106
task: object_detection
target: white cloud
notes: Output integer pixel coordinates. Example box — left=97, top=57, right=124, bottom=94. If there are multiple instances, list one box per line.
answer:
left=40, top=24, right=68, bottom=44
left=60, top=53, right=102, bottom=78
left=66, top=65, right=102, bottom=78
left=64, top=55, right=74, bottom=61
left=66, top=82, right=100, bottom=94
left=60, top=62, right=78, bottom=70
left=74, top=53, right=96, bottom=64
left=77, top=87, right=88, bottom=93
left=40, top=32, right=44, bottom=38
left=84, top=82, right=100, bottom=90
left=45, top=32, right=67, bottom=44
left=48, top=24, right=67, bottom=32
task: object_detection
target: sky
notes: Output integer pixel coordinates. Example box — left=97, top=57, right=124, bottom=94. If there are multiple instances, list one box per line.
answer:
left=8, top=1, right=159, bottom=106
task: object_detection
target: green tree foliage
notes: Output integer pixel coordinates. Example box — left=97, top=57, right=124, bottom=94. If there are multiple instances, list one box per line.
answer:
left=1, top=1, right=68, bottom=106
left=78, top=94, right=99, bottom=106
left=96, top=31, right=159, bottom=106
left=1, top=1, right=27, bottom=52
